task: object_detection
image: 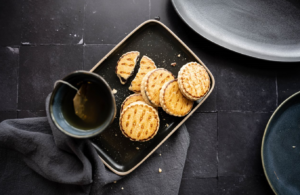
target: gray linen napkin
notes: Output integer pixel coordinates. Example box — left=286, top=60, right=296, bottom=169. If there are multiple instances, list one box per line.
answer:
left=0, top=95, right=190, bottom=195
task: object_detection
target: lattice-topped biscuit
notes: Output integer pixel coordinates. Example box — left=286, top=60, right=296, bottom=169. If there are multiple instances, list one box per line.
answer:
left=120, top=94, right=145, bottom=113
left=141, top=68, right=175, bottom=107
left=116, top=51, right=140, bottom=84
left=129, top=56, right=157, bottom=92
left=119, top=102, right=160, bottom=141
left=160, top=79, right=193, bottom=117
left=178, top=62, right=210, bottom=101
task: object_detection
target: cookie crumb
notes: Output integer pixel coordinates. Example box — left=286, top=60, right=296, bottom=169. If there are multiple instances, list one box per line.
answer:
left=171, top=62, right=176, bottom=67
left=114, top=181, right=117, bottom=183
left=159, top=153, right=161, bottom=156
left=293, top=146, right=296, bottom=148
left=115, top=134, right=117, bottom=136
left=165, top=123, right=169, bottom=127
left=177, top=54, right=181, bottom=57
left=136, top=147, right=139, bottom=150
left=121, top=187, right=124, bottom=190
left=112, top=89, right=117, bottom=94
left=159, top=168, right=162, bottom=173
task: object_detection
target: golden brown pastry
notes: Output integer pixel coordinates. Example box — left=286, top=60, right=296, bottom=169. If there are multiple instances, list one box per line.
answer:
left=119, top=101, right=159, bottom=141
left=115, top=51, right=140, bottom=84
left=160, top=79, right=193, bottom=117
left=129, top=56, right=156, bottom=92
left=141, top=68, right=175, bottom=107
left=178, top=62, right=210, bottom=101
left=120, top=94, right=145, bottom=113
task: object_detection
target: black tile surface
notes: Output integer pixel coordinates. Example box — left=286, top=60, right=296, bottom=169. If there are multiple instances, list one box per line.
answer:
left=0, top=0, right=297, bottom=193
left=150, top=0, right=217, bottom=53
left=17, top=110, right=46, bottom=118
left=216, top=58, right=277, bottom=112
left=83, top=44, right=116, bottom=70
left=218, top=111, right=271, bottom=177
left=0, top=111, right=17, bottom=122
left=150, top=0, right=182, bottom=32
left=179, top=178, right=218, bottom=195
left=0, top=0, right=21, bottom=46
left=218, top=176, right=274, bottom=195
left=84, top=0, right=149, bottom=44
left=0, top=47, right=18, bottom=111
left=183, top=113, right=218, bottom=178
left=18, top=45, right=83, bottom=110
left=195, top=90, right=217, bottom=113
left=277, top=66, right=300, bottom=105
left=22, top=0, right=84, bottom=44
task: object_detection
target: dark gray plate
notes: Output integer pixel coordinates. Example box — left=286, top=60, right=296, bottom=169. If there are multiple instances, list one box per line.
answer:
left=262, top=91, right=300, bottom=195
left=172, top=0, right=300, bottom=62
left=90, top=20, right=215, bottom=175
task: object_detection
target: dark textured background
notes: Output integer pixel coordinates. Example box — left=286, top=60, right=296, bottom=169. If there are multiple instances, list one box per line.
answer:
left=1, top=0, right=300, bottom=194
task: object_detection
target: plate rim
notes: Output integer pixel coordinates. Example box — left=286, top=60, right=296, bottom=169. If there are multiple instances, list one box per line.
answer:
left=261, top=90, right=300, bottom=195
left=171, top=0, right=300, bottom=62
left=89, top=19, right=215, bottom=175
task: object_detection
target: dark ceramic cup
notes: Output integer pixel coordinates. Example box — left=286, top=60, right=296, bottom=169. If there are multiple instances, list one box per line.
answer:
left=49, top=71, right=116, bottom=138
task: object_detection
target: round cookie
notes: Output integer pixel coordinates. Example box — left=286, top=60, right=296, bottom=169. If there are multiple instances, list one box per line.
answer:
left=119, top=102, right=160, bottom=142
left=120, top=94, right=145, bottom=113
left=141, top=68, right=175, bottom=107
left=178, top=62, right=210, bottom=101
left=160, top=79, right=193, bottom=117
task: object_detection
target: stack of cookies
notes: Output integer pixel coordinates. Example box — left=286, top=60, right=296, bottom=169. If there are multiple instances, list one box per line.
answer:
left=116, top=51, right=210, bottom=142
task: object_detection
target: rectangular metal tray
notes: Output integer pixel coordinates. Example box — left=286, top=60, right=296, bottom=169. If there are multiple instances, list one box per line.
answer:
left=90, top=20, right=215, bottom=175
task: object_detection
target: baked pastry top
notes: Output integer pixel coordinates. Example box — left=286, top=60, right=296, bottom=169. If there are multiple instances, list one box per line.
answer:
left=116, top=51, right=140, bottom=84
left=141, top=68, right=175, bottom=107
left=120, top=93, right=145, bottom=113
left=119, top=101, right=159, bottom=141
left=178, top=62, right=210, bottom=101
left=160, top=79, right=193, bottom=117
left=129, top=56, right=156, bottom=92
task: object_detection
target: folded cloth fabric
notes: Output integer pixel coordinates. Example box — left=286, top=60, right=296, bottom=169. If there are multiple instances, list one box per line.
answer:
left=0, top=95, right=190, bottom=195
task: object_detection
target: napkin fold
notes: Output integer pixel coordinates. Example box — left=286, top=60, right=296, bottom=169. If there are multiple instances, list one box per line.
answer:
left=0, top=95, right=190, bottom=195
